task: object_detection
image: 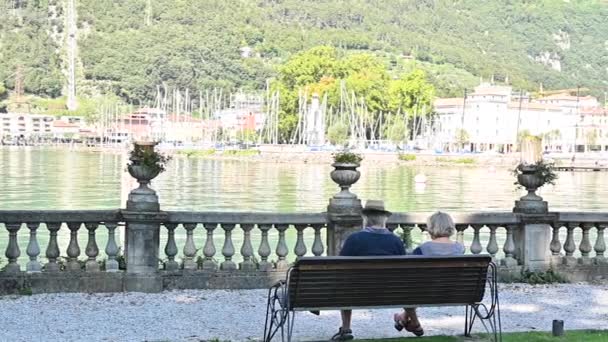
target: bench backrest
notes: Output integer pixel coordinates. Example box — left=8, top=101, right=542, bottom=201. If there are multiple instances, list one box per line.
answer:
left=287, top=255, right=491, bottom=311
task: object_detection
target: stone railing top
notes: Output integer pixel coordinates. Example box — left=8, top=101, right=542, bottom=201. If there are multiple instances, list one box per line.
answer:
left=1, top=210, right=607, bottom=227
left=165, top=211, right=327, bottom=225
left=388, top=211, right=519, bottom=226
left=0, top=210, right=122, bottom=223
left=555, top=212, right=608, bottom=223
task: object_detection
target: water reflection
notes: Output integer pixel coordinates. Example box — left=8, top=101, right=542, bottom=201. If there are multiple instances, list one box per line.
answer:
left=0, top=148, right=606, bottom=212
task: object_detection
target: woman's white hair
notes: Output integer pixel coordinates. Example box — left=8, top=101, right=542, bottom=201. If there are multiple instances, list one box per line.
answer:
left=426, top=211, right=455, bottom=238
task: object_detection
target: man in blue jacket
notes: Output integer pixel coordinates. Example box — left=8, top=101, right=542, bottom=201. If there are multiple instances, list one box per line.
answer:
left=331, top=200, right=406, bottom=341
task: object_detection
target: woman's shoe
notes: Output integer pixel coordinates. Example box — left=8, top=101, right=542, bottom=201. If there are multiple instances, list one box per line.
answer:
left=393, top=313, right=406, bottom=331
left=404, top=319, right=425, bottom=337
left=330, top=327, right=354, bottom=341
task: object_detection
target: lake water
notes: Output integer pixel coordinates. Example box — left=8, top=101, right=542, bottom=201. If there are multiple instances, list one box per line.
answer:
left=0, top=147, right=605, bottom=264
left=1, top=147, right=606, bottom=212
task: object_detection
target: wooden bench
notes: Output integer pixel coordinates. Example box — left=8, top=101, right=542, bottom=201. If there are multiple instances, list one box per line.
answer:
left=263, top=255, right=501, bottom=342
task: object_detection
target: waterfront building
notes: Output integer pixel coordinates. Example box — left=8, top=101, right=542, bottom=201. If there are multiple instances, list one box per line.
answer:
left=0, top=112, right=54, bottom=138
left=215, top=93, right=265, bottom=141
left=52, top=120, right=80, bottom=138
left=433, top=83, right=606, bottom=153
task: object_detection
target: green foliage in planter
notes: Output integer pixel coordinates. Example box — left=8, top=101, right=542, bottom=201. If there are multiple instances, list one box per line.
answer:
left=512, top=159, right=558, bottom=189
left=333, top=151, right=363, bottom=164
left=128, top=144, right=171, bottom=174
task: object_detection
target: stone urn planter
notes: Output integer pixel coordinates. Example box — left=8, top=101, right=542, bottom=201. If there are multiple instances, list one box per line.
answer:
left=513, top=161, right=556, bottom=214
left=330, top=162, right=361, bottom=199
left=126, top=141, right=170, bottom=211
left=516, top=164, right=544, bottom=202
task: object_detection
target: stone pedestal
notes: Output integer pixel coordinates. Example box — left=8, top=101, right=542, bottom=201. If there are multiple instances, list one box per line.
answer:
left=514, top=223, right=552, bottom=271
left=513, top=199, right=548, bottom=214
left=326, top=162, right=363, bottom=256
left=327, top=197, right=362, bottom=256
left=122, top=142, right=166, bottom=292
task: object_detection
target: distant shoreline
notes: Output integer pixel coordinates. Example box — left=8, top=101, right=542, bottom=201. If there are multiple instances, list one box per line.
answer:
left=2, top=145, right=603, bottom=168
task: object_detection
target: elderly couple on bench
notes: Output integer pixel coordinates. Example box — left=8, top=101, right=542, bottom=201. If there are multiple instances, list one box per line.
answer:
left=332, top=200, right=465, bottom=341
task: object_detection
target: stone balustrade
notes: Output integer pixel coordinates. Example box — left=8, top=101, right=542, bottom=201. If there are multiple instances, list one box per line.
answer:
left=162, top=212, right=328, bottom=272
left=0, top=209, right=606, bottom=294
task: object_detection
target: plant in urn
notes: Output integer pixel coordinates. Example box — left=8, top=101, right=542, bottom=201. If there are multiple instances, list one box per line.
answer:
left=513, top=137, right=557, bottom=213
left=330, top=151, right=362, bottom=199
left=126, top=141, right=171, bottom=211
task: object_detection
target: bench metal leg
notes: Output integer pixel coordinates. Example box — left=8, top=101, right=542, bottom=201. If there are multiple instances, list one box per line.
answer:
left=464, top=262, right=502, bottom=342
left=286, top=311, right=296, bottom=342
left=263, top=281, right=289, bottom=342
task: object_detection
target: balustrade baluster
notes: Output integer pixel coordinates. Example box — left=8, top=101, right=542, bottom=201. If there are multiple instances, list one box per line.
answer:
left=421, top=224, right=430, bottom=242
left=502, top=225, right=517, bottom=267
left=84, top=222, right=99, bottom=272
left=470, top=225, right=483, bottom=254
left=258, top=224, right=273, bottom=271
left=164, top=223, right=179, bottom=271
left=202, top=223, right=218, bottom=270
left=311, top=224, right=324, bottom=256
left=563, top=223, right=578, bottom=266
left=105, top=223, right=119, bottom=272
left=402, top=226, right=414, bottom=253
left=486, top=225, right=499, bottom=260
left=4, top=223, right=21, bottom=273
left=579, top=223, right=593, bottom=265
left=456, top=225, right=466, bottom=246
left=45, top=222, right=62, bottom=271
left=594, top=224, right=607, bottom=265
left=182, top=223, right=198, bottom=270
left=294, top=225, right=307, bottom=259
left=239, top=224, right=255, bottom=271
left=275, top=224, right=289, bottom=270
left=550, top=224, right=562, bottom=256
left=66, top=222, right=82, bottom=271
left=26, top=222, right=41, bottom=272
left=220, top=224, right=237, bottom=271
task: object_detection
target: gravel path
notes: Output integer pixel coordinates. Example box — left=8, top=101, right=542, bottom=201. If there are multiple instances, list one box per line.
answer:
left=0, top=283, right=606, bottom=342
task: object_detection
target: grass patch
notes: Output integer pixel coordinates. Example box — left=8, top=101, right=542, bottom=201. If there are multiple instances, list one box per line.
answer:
left=358, top=329, right=608, bottom=342
left=435, top=157, right=476, bottom=164
left=398, top=153, right=416, bottom=161
left=222, top=149, right=260, bottom=157
left=176, top=149, right=216, bottom=158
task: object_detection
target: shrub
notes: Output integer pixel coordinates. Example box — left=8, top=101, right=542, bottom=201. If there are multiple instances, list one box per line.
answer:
left=435, top=157, right=476, bottom=164
left=506, top=268, right=568, bottom=285
left=398, top=153, right=416, bottom=161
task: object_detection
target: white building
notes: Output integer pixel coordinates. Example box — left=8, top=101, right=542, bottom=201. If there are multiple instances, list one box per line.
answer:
left=0, top=112, right=54, bottom=138
left=433, top=83, right=604, bottom=153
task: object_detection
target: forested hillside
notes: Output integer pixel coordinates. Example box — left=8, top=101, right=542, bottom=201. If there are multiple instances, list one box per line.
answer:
left=1, top=0, right=607, bottom=105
